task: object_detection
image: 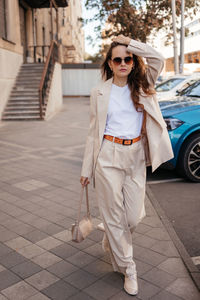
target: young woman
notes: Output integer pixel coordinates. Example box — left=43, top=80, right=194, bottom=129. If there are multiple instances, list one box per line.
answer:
left=80, top=35, right=173, bottom=296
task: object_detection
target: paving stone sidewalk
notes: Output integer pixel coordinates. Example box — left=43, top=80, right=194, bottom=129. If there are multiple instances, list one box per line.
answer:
left=0, top=97, right=199, bottom=300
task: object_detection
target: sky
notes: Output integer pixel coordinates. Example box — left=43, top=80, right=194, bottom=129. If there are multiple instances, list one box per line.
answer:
left=81, top=1, right=102, bottom=55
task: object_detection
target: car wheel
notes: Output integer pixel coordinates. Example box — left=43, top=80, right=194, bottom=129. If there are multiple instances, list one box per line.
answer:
left=177, top=134, right=200, bottom=182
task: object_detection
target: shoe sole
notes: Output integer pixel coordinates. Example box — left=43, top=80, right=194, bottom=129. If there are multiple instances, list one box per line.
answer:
left=124, top=286, right=138, bottom=296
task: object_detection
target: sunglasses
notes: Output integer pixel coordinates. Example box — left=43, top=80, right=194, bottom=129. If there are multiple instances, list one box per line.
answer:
left=111, top=56, right=133, bottom=66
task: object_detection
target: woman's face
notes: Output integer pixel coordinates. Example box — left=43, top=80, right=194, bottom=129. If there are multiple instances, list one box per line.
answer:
left=108, top=45, right=134, bottom=80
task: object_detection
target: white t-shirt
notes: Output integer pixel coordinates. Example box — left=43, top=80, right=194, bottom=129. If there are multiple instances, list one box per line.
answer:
left=104, top=84, right=143, bottom=139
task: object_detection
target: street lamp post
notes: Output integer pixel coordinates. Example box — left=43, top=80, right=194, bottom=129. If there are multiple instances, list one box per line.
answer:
left=179, top=0, right=185, bottom=74
left=171, top=0, right=179, bottom=74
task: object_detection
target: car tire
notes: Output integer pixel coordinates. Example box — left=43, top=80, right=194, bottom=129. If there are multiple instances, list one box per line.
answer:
left=177, top=134, right=200, bottom=182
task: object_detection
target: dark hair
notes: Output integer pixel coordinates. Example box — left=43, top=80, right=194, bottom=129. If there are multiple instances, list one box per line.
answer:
left=101, top=42, right=155, bottom=111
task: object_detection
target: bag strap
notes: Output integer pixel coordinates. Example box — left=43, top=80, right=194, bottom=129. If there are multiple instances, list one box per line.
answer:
left=85, top=185, right=90, bottom=217
left=141, top=110, right=147, bottom=136
left=76, top=185, right=90, bottom=224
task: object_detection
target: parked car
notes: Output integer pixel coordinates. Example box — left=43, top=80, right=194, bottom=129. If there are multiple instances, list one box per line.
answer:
left=160, top=80, right=200, bottom=182
left=155, top=75, right=165, bottom=86
left=156, top=73, right=200, bottom=101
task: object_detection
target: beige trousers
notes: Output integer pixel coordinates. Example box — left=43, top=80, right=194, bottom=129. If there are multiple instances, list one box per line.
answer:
left=95, top=138, right=146, bottom=275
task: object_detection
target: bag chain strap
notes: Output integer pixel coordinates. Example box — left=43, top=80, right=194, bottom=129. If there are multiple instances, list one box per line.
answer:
left=141, top=110, right=147, bottom=137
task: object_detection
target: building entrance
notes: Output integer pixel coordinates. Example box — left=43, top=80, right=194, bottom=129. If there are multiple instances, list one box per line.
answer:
left=19, top=4, right=27, bottom=63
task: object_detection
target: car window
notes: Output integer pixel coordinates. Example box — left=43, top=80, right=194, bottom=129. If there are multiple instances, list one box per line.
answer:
left=156, top=78, right=185, bottom=92
left=183, top=81, right=200, bottom=97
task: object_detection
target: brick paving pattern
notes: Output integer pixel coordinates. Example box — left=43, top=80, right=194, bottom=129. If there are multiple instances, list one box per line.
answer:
left=0, top=97, right=199, bottom=299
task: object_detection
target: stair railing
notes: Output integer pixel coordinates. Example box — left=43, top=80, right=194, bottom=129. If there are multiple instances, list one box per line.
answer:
left=29, top=45, right=51, bottom=63
left=39, top=40, right=58, bottom=119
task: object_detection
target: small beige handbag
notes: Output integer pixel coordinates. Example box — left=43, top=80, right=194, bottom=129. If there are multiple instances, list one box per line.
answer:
left=71, top=185, right=93, bottom=243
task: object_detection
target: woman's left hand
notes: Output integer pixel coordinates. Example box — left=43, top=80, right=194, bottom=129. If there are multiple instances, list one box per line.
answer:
left=112, top=34, right=131, bottom=46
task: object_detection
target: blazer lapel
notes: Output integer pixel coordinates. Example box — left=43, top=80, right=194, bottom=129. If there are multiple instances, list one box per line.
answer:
left=97, top=78, right=113, bottom=145
left=96, top=80, right=166, bottom=149
left=139, top=91, right=166, bottom=128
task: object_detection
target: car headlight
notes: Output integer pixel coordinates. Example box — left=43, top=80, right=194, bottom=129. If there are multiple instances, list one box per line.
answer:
left=164, top=118, right=184, bottom=131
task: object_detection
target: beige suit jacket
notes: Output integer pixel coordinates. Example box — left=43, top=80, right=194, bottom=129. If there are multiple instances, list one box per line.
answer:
left=81, top=39, right=174, bottom=180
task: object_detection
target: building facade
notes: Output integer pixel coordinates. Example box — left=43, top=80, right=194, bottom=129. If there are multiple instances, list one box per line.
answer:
left=149, top=13, right=200, bottom=75
left=164, top=16, right=200, bottom=73
left=60, top=0, right=84, bottom=63
left=0, top=0, right=84, bottom=119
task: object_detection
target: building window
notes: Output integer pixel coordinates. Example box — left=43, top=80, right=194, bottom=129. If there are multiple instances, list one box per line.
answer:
left=0, top=0, right=7, bottom=39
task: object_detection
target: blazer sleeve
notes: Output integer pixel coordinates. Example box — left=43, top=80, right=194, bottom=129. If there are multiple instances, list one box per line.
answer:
left=127, top=39, right=165, bottom=87
left=81, top=88, right=97, bottom=178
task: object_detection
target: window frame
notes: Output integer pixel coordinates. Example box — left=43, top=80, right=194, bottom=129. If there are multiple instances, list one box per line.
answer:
left=0, top=0, right=7, bottom=39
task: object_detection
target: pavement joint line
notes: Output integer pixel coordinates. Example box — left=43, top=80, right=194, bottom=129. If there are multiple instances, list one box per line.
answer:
left=146, top=185, right=200, bottom=291
left=0, top=140, right=31, bottom=150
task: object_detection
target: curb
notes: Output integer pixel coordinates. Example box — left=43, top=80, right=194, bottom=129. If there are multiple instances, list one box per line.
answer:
left=146, top=184, right=200, bottom=291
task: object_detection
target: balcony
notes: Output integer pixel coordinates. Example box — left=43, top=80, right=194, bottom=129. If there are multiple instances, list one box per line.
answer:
left=22, top=0, right=68, bottom=8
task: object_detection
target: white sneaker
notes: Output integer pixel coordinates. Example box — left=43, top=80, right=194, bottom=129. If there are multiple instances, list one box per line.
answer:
left=97, top=222, right=105, bottom=232
left=102, top=233, right=110, bottom=252
left=124, top=272, right=138, bottom=295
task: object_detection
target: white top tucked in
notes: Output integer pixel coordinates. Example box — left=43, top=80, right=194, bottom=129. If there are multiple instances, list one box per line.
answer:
left=104, top=84, right=143, bottom=139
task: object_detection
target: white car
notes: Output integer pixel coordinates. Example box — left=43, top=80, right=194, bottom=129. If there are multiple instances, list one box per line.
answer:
left=155, top=74, right=200, bottom=101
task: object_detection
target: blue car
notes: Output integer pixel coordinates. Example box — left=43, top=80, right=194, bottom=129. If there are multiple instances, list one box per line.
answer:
left=160, top=80, right=200, bottom=182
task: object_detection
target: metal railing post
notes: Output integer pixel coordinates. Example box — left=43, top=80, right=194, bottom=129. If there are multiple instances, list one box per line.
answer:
left=38, top=40, right=58, bottom=120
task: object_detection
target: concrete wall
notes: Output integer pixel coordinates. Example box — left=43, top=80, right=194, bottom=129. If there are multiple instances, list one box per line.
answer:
left=62, top=68, right=102, bottom=96
left=45, top=62, right=63, bottom=120
left=0, top=0, right=23, bottom=54
left=0, top=48, right=23, bottom=119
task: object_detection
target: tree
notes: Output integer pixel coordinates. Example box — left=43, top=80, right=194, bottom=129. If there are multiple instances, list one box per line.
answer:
left=84, top=52, right=102, bottom=63
left=84, top=0, right=199, bottom=44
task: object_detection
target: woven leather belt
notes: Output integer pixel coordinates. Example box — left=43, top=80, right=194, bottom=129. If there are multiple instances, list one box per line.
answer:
left=104, top=135, right=141, bottom=145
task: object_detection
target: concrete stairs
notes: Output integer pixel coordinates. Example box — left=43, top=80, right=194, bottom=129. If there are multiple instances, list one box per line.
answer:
left=2, top=63, right=48, bottom=121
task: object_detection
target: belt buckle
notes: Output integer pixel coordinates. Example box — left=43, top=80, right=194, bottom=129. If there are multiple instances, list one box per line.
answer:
left=122, top=139, right=132, bottom=146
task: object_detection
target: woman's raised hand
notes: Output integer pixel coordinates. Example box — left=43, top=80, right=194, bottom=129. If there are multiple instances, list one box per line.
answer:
left=80, top=176, right=90, bottom=186
left=112, top=35, right=131, bottom=46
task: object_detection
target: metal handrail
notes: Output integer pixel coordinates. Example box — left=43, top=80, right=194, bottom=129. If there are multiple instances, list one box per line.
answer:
left=29, top=45, right=51, bottom=63
left=39, top=40, right=58, bottom=119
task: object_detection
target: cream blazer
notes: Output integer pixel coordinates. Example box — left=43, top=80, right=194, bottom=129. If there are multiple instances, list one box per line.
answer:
left=81, top=39, right=174, bottom=180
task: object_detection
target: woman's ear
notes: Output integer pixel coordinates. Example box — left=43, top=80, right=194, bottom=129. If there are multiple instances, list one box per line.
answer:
left=108, top=60, right=113, bottom=71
